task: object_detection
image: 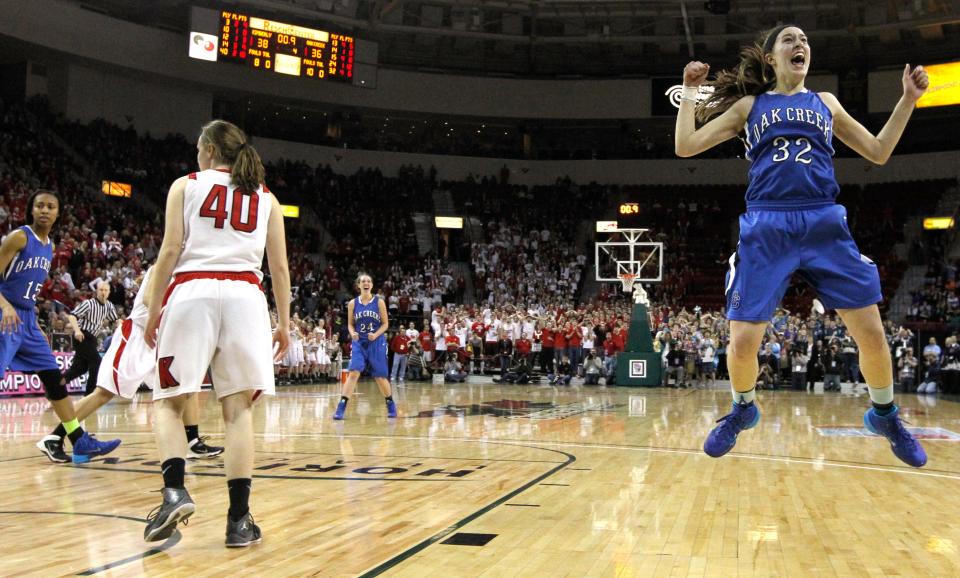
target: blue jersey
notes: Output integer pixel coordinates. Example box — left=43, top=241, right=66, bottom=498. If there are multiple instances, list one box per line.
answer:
left=353, top=295, right=383, bottom=338
left=1, top=226, right=53, bottom=310
left=743, top=90, right=838, bottom=210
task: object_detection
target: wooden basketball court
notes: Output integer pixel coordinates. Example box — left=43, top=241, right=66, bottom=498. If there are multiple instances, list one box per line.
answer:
left=1, top=381, right=958, bottom=576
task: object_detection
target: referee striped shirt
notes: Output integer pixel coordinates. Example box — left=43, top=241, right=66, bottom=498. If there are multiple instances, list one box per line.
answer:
left=71, top=298, right=118, bottom=334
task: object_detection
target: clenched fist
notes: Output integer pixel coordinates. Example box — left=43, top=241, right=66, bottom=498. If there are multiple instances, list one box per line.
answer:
left=683, top=61, right=710, bottom=87
left=902, top=63, right=929, bottom=103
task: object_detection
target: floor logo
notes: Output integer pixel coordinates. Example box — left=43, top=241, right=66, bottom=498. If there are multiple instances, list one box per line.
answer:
left=415, top=399, right=619, bottom=420
left=629, top=360, right=647, bottom=379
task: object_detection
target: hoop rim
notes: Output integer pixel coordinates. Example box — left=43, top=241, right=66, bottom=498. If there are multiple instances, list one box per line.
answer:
left=617, top=273, right=636, bottom=293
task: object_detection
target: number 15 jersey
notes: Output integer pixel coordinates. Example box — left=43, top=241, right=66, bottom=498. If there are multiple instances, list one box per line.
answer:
left=176, top=169, right=274, bottom=280
left=742, top=90, right=838, bottom=211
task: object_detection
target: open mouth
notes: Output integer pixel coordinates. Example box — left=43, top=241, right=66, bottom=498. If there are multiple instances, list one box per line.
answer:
left=791, top=52, right=806, bottom=67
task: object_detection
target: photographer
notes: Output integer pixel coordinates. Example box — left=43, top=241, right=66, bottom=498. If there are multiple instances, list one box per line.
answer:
left=820, top=341, right=844, bottom=391
left=583, top=348, right=603, bottom=385
left=840, top=335, right=859, bottom=384
left=664, top=340, right=686, bottom=388
left=790, top=345, right=809, bottom=391
left=917, top=351, right=941, bottom=394
left=941, top=336, right=960, bottom=394
left=407, top=341, right=428, bottom=381
left=897, top=347, right=918, bottom=392
left=494, top=356, right=533, bottom=385
left=551, top=355, right=574, bottom=386
left=758, top=343, right=778, bottom=389
left=444, top=356, right=467, bottom=383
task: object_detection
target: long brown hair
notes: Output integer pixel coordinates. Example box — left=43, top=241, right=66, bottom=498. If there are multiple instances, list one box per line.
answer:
left=199, top=120, right=265, bottom=194
left=696, top=24, right=795, bottom=124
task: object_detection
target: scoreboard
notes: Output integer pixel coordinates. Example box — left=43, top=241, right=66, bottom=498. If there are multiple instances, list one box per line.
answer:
left=214, top=11, right=354, bottom=82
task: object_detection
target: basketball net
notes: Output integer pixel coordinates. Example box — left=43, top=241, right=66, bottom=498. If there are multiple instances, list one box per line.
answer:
left=618, top=273, right=649, bottom=306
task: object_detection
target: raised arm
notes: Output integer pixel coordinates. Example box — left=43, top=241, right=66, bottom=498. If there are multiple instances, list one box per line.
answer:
left=675, top=61, right=753, bottom=158
left=821, top=64, right=928, bottom=165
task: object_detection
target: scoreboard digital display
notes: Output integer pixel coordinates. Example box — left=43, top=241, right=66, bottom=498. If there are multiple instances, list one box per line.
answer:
left=216, top=11, right=354, bottom=82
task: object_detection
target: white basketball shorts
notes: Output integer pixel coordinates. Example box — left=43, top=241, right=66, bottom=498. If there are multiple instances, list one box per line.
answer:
left=96, top=318, right=155, bottom=399
left=154, top=272, right=275, bottom=400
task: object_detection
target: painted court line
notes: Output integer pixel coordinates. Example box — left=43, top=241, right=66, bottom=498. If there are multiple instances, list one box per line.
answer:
left=48, top=430, right=960, bottom=481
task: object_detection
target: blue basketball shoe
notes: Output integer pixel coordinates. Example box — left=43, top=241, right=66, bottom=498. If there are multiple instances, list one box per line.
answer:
left=386, top=398, right=397, bottom=418
left=72, top=432, right=121, bottom=464
left=333, top=398, right=347, bottom=420
left=863, top=406, right=927, bottom=467
left=703, top=402, right=760, bottom=458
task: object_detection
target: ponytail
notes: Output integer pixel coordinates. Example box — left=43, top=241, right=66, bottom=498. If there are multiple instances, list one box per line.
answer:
left=232, top=142, right=266, bottom=195
left=695, top=25, right=794, bottom=124
left=199, top=120, right=265, bottom=195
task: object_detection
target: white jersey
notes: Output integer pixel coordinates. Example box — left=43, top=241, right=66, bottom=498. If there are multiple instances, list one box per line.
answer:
left=176, top=169, right=273, bottom=279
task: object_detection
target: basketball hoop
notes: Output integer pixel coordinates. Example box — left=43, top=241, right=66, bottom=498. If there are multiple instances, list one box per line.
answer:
left=618, top=273, right=636, bottom=294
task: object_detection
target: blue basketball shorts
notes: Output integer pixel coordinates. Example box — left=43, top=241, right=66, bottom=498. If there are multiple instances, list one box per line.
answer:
left=725, top=204, right=882, bottom=322
left=347, top=335, right=388, bottom=378
left=0, top=307, right=60, bottom=376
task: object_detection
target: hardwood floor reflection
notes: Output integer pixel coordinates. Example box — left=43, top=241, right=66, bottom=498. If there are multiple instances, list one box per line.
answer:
left=1, top=382, right=958, bottom=576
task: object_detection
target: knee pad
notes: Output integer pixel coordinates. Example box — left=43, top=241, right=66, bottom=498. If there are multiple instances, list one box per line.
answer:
left=39, top=369, right=68, bottom=401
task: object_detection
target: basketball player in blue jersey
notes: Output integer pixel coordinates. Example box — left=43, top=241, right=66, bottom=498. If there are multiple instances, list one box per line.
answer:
left=675, top=25, right=929, bottom=467
left=0, top=190, right=120, bottom=463
left=333, top=272, right=397, bottom=420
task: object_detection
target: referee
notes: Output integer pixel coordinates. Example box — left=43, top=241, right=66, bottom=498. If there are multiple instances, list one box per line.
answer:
left=64, top=281, right=118, bottom=395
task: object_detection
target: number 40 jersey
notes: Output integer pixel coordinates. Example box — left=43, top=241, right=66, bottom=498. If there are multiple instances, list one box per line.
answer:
left=176, top=169, right=274, bottom=280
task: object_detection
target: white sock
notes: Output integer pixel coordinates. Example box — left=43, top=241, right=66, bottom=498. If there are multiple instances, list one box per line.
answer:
left=732, top=388, right=756, bottom=404
left=868, top=384, right=895, bottom=406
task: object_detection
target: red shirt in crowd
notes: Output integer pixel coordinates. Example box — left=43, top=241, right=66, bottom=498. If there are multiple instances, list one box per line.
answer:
left=567, top=327, right=582, bottom=348
left=554, top=330, right=567, bottom=350
left=445, top=334, right=461, bottom=350
left=471, top=321, right=486, bottom=336
left=603, top=336, right=620, bottom=356
left=390, top=334, right=410, bottom=354
left=419, top=331, right=434, bottom=352
left=541, top=329, right=554, bottom=348
left=515, top=337, right=532, bottom=356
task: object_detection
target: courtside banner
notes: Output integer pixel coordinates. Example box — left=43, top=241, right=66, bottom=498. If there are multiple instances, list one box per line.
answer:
left=0, top=352, right=87, bottom=397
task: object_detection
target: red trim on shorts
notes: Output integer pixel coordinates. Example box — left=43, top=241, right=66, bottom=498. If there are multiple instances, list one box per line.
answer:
left=252, top=390, right=263, bottom=402
left=160, top=271, right=263, bottom=307
left=112, top=318, right=134, bottom=395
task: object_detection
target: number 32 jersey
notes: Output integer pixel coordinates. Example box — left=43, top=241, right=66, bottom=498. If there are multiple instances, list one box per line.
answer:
left=176, top=169, right=273, bottom=280
left=742, top=90, right=838, bottom=210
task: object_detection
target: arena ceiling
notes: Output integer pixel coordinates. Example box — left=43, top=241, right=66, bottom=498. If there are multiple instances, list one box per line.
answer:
left=74, top=0, right=960, bottom=76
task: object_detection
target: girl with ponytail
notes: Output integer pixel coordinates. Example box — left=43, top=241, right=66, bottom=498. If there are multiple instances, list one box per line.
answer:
left=675, top=26, right=931, bottom=469
left=143, top=118, right=290, bottom=547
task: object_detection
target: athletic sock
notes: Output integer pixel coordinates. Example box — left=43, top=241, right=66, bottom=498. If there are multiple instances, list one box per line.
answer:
left=228, top=478, right=251, bottom=521
left=52, top=423, right=67, bottom=439
left=64, top=419, right=84, bottom=445
left=732, top=387, right=756, bottom=405
left=162, top=458, right=186, bottom=489
left=868, top=385, right=896, bottom=415
left=185, top=425, right=199, bottom=443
